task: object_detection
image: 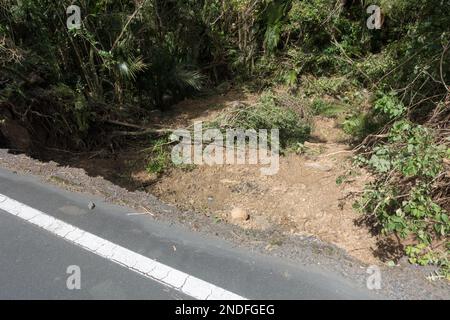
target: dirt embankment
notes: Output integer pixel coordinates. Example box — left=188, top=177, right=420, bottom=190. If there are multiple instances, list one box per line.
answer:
left=1, top=89, right=449, bottom=299
left=12, top=89, right=381, bottom=264
left=0, top=90, right=406, bottom=265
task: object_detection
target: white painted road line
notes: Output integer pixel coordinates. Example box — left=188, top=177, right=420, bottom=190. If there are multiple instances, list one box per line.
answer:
left=0, top=193, right=246, bottom=300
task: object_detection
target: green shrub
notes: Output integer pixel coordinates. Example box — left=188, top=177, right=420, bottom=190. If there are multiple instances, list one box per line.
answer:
left=146, top=138, right=171, bottom=174
left=373, top=93, right=405, bottom=120
left=343, top=113, right=380, bottom=140
left=356, top=120, right=449, bottom=278
left=343, top=92, right=406, bottom=141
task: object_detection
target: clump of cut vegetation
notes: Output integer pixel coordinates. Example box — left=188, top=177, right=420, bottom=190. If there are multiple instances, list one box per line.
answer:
left=211, top=92, right=311, bottom=149
left=303, top=76, right=353, bottom=97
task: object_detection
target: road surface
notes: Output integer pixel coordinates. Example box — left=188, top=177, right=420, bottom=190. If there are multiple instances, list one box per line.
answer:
left=0, top=168, right=379, bottom=299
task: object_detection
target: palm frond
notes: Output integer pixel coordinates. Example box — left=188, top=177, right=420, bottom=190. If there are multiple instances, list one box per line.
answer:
left=118, top=55, right=148, bottom=81
left=173, top=64, right=205, bottom=91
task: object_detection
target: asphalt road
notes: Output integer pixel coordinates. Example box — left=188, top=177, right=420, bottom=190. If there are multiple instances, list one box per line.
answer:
left=0, top=211, right=189, bottom=299
left=0, top=168, right=379, bottom=300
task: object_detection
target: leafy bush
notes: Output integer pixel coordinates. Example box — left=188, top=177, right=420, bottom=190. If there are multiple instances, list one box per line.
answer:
left=343, top=112, right=380, bottom=141
left=373, top=93, right=405, bottom=120
left=146, top=138, right=171, bottom=175
left=356, top=120, right=449, bottom=278
left=343, top=92, right=406, bottom=141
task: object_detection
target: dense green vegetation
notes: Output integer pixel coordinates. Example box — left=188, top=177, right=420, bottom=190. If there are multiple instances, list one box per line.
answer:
left=1, top=0, right=448, bottom=276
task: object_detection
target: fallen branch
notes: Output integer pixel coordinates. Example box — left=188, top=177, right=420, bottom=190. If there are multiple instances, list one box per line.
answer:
left=104, top=119, right=169, bottom=130
left=105, top=119, right=173, bottom=138
left=109, top=128, right=172, bottom=137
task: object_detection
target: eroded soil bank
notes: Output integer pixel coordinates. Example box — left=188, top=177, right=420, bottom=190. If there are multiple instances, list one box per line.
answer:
left=0, top=90, right=412, bottom=264
left=1, top=90, right=448, bottom=298
left=70, top=90, right=381, bottom=264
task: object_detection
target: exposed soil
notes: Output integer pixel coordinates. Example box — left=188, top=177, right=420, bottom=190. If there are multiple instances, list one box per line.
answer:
left=94, top=89, right=382, bottom=264
left=22, top=89, right=383, bottom=264
left=150, top=128, right=379, bottom=264
left=1, top=93, right=449, bottom=299
left=0, top=89, right=440, bottom=268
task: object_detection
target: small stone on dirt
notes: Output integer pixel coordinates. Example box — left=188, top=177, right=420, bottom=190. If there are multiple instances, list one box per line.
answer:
left=304, top=162, right=333, bottom=172
left=220, top=179, right=239, bottom=184
left=230, top=208, right=249, bottom=222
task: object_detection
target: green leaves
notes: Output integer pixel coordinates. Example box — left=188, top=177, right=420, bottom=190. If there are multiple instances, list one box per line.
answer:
left=363, top=120, right=446, bottom=179
left=210, top=91, right=311, bottom=149
left=117, top=56, right=148, bottom=81
left=172, top=65, right=205, bottom=92
left=358, top=119, right=449, bottom=275
left=374, top=93, right=405, bottom=119
left=368, top=147, right=391, bottom=173
left=262, top=0, right=291, bottom=54
left=388, top=120, right=446, bottom=179
left=146, top=138, right=171, bottom=175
